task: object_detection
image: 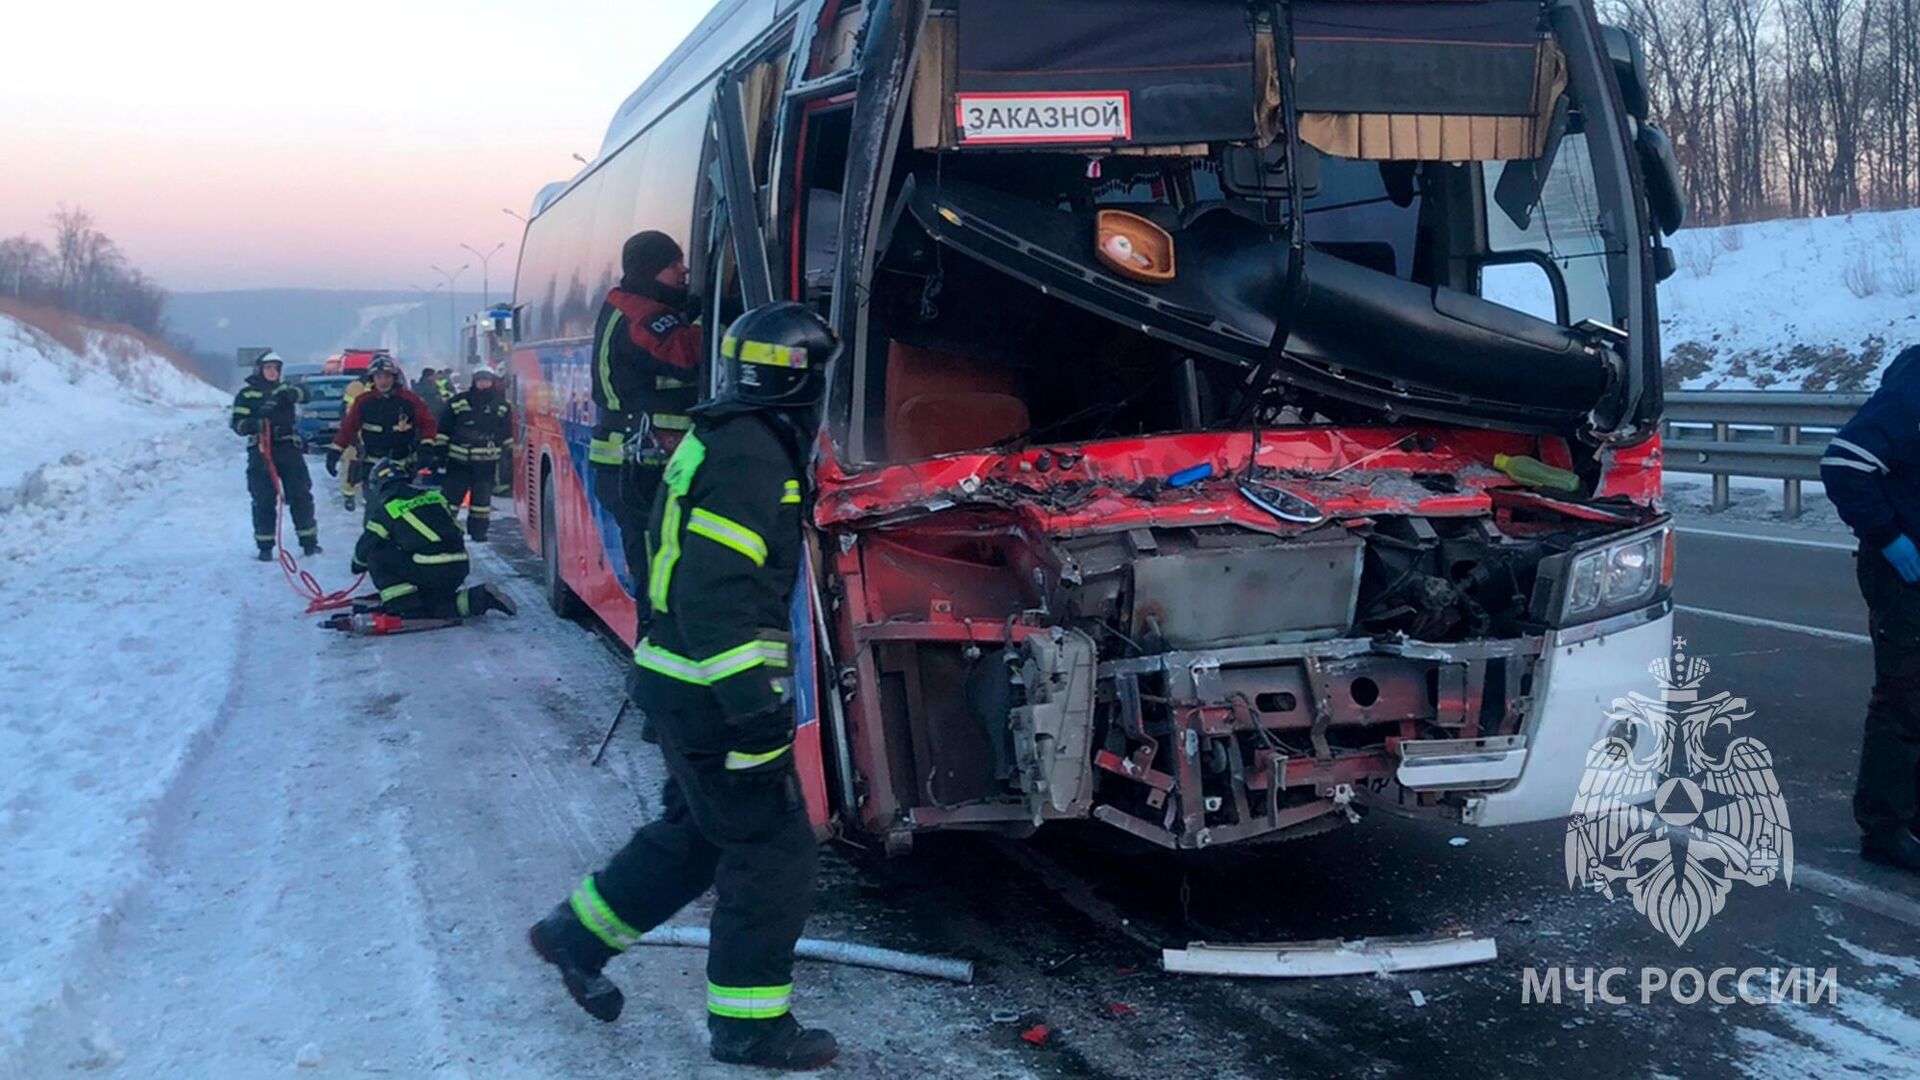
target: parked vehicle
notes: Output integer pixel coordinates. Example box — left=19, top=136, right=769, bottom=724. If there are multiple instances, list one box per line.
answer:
left=510, top=0, right=1684, bottom=850
left=293, top=374, right=360, bottom=449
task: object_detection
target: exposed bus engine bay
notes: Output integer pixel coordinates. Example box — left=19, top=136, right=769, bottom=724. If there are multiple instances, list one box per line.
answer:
left=815, top=429, right=1671, bottom=848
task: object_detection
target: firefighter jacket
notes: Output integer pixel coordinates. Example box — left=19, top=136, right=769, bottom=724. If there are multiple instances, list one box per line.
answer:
left=230, top=375, right=305, bottom=444
left=589, top=288, right=701, bottom=467
left=333, top=387, right=439, bottom=460
left=431, top=387, right=515, bottom=464
left=351, top=488, right=470, bottom=604
left=633, top=408, right=808, bottom=725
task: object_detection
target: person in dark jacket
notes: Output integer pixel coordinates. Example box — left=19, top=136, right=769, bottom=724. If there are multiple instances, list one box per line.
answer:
left=589, top=230, right=703, bottom=633
left=327, top=357, right=438, bottom=485
left=414, top=367, right=448, bottom=417
left=230, top=351, right=319, bottom=560
left=528, top=303, right=835, bottom=1071
left=430, top=367, right=515, bottom=541
left=351, top=458, right=517, bottom=620
left=1821, top=343, right=1920, bottom=873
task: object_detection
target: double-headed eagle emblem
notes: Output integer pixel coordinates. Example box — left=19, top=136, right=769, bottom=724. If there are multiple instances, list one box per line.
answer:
left=1565, top=639, right=1792, bottom=945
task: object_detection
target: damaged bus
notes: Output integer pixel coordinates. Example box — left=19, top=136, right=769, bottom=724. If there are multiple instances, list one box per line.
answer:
left=510, top=0, right=1687, bottom=851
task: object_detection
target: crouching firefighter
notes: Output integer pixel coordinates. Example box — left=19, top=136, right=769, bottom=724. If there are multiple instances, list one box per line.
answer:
left=529, top=303, right=835, bottom=1070
left=230, top=350, right=319, bottom=560
left=350, top=458, right=517, bottom=621
left=589, top=230, right=701, bottom=632
left=430, top=366, right=514, bottom=541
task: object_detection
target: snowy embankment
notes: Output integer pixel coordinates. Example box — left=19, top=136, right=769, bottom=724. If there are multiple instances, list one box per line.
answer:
left=0, top=307, right=227, bottom=559
left=0, top=309, right=228, bottom=1063
left=1660, top=206, right=1920, bottom=391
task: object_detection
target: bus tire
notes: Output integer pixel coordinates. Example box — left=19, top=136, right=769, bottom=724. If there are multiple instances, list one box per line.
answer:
left=541, top=465, right=584, bottom=619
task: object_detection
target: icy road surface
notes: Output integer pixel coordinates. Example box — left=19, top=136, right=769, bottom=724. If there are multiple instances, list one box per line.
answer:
left=0, top=417, right=1019, bottom=1078
left=8, top=415, right=1920, bottom=1079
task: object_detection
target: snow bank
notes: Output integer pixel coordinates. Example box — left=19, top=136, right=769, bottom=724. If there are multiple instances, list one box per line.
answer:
left=0, top=310, right=225, bottom=556
left=1659, top=207, right=1920, bottom=391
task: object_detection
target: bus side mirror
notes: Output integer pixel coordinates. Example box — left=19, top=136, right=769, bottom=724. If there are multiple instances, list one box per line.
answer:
left=1601, top=26, right=1650, bottom=121
left=1636, top=124, right=1686, bottom=236
left=1652, top=241, right=1677, bottom=283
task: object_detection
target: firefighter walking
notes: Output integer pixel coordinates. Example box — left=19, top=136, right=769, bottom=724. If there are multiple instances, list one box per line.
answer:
left=326, top=356, right=437, bottom=491
left=338, top=373, right=369, bottom=511
left=431, top=367, right=514, bottom=541
left=589, top=230, right=702, bottom=630
left=230, top=350, right=320, bottom=560
left=529, top=304, right=836, bottom=1070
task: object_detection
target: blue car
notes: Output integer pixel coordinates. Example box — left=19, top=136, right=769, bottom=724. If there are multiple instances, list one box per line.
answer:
left=291, top=374, right=359, bottom=450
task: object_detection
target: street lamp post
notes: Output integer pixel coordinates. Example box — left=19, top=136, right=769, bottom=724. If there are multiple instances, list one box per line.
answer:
left=502, top=207, right=527, bottom=224
left=411, top=283, right=443, bottom=358
left=430, top=263, right=469, bottom=368
left=459, top=241, right=507, bottom=309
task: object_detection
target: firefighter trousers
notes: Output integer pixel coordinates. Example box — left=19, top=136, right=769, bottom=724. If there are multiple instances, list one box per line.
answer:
left=1856, top=550, right=1920, bottom=835
left=442, top=461, right=494, bottom=540
left=572, top=700, right=817, bottom=1021
left=246, top=441, right=317, bottom=549
left=339, top=443, right=361, bottom=501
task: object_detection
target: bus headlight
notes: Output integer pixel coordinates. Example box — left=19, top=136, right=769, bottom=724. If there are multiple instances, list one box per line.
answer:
left=1533, top=522, right=1671, bottom=627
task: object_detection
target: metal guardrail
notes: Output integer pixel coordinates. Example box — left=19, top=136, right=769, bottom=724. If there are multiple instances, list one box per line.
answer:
left=1663, top=391, right=1869, bottom=517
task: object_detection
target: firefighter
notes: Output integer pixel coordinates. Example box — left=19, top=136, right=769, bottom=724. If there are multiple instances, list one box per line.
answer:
left=430, top=366, right=514, bottom=541
left=588, top=230, right=702, bottom=631
left=414, top=366, right=448, bottom=417
left=339, top=374, right=370, bottom=511
left=528, top=303, right=835, bottom=1070
left=351, top=458, right=517, bottom=620
left=326, top=357, right=437, bottom=493
left=230, top=351, right=320, bottom=560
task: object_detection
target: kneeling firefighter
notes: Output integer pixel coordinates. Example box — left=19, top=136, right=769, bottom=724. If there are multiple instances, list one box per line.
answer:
left=529, top=303, right=835, bottom=1070
left=351, top=458, right=517, bottom=620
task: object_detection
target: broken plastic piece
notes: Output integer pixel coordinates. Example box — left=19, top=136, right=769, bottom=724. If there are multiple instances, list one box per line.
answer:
left=1168, top=463, right=1213, bottom=488
left=1020, top=1024, right=1051, bottom=1046
left=1161, top=933, right=1497, bottom=978
left=1492, top=453, right=1580, bottom=493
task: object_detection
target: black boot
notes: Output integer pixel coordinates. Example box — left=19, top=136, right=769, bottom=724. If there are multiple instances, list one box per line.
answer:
left=302, top=540, right=323, bottom=557
left=709, top=1014, right=839, bottom=1071
left=344, top=494, right=355, bottom=511
left=528, top=903, right=624, bottom=1022
left=1861, top=827, right=1920, bottom=873
left=483, top=583, right=517, bottom=616
left=256, top=544, right=274, bottom=562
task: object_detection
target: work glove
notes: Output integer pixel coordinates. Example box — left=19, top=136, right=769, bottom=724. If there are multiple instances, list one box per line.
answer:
left=1886, top=535, right=1920, bottom=584
left=236, top=418, right=262, bottom=435
left=325, top=447, right=341, bottom=477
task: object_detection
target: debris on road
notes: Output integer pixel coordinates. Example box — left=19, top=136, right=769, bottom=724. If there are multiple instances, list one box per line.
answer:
left=636, top=925, right=974, bottom=984
left=1020, top=1024, right=1051, bottom=1046
left=1410, top=990, right=1428, bottom=1008
left=1161, top=933, right=1497, bottom=978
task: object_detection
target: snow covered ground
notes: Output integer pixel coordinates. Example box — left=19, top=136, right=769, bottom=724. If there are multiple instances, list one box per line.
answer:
left=1659, top=207, right=1920, bottom=391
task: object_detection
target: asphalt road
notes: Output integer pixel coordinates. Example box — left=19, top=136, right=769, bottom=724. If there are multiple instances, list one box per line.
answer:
left=497, top=513, right=1920, bottom=1079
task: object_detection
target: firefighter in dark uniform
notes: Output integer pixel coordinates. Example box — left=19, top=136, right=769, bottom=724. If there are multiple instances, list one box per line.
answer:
left=351, top=458, right=518, bottom=620
left=230, top=350, right=320, bottom=560
left=529, top=303, right=836, bottom=1071
left=326, top=357, right=438, bottom=490
left=430, top=367, right=514, bottom=541
left=589, top=231, right=702, bottom=629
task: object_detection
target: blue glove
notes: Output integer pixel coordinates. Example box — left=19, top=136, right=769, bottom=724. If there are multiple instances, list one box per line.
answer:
left=1885, top=535, right=1920, bottom=584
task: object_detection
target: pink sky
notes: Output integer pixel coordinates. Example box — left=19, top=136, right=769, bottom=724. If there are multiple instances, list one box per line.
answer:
left=0, top=1, right=719, bottom=292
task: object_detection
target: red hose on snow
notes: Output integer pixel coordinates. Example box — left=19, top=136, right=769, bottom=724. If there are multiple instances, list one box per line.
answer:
left=260, top=422, right=366, bottom=613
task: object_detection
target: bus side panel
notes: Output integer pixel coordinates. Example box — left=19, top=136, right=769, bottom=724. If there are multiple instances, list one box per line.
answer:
left=792, top=560, right=829, bottom=835
left=512, top=340, right=640, bottom=644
